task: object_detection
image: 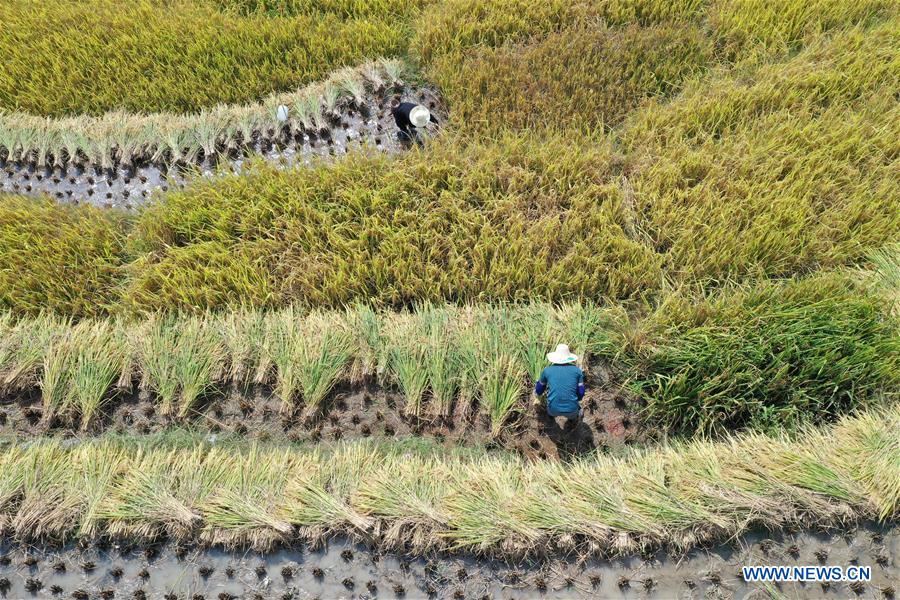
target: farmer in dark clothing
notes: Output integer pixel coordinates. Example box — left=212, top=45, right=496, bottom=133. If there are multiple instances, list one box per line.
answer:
left=391, top=100, right=438, bottom=144
left=534, top=344, right=585, bottom=427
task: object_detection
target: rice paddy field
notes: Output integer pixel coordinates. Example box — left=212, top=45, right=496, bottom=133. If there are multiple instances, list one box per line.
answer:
left=0, top=0, right=898, bottom=597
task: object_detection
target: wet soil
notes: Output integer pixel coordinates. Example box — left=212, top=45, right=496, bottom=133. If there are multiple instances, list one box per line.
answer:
left=0, top=523, right=895, bottom=599
left=0, top=381, right=643, bottom=460
left=0, top=87, right=443, bottom=210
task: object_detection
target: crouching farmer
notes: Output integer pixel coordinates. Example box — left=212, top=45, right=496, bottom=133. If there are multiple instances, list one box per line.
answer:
left=391, top=99, right=438, bottom=144
left=534, top=344, right=585, bottom=428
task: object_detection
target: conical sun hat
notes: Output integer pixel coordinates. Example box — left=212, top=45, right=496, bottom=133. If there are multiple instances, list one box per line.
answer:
left=547, top=344, right=578, bottom=364
left=409, top=104, right=431, bottom=128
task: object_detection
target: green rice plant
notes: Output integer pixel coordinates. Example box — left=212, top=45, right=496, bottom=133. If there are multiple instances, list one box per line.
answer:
left=509, top=303, right=555, bottom=384
left=2, top=314, right=68, bottom=395
left=296, top=312, right=353, bottom=416
left=347, top=304, right=385, bottom=383
left=866, top=243, right=899, bottom=315
left=632, top=273, right=899, bottom=435
left=265, top=307, right=354, bottom=414
left=479, top=354, right=525, bottom=438
left=265, top=307, right=305, bottom=410
left=452, top=309, right=484, bottom=410
left=556, top=302, right=623, bottom=373
left=386, top=314, right=430, bottom=417
left=422, top=305, right=461, bottom=417
left=218, top=308, right=269, bottom=386
left=136, top=316, right=225, bottom=418
left=39, top=328, right=75, bottom=421
left=69, top=321, right=130, bottom=430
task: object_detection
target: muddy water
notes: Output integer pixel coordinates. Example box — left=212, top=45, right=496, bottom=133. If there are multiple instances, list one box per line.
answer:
left=0, top=524, right=895, bottom=599
left=0, top=88, right=443, bottom=210
left=0, top=382, right=643, bottom=460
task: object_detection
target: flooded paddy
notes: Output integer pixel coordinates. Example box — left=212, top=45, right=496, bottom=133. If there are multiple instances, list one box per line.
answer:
left=0, top=524, right=895, bottom=599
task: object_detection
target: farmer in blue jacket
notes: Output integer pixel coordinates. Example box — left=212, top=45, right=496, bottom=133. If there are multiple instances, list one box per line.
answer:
left=534, top=344, right=585, bottom=427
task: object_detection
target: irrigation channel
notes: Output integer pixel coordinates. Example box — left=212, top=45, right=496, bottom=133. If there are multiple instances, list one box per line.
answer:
left=0, top=383, right=640, bottom=460
left=0, top=87, right=443, bottom=210
left=0, top=524, right=895, bottom=599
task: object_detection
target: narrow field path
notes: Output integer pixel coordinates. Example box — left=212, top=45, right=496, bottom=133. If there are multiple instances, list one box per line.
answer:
left=0, top=382, right=644, bottom=460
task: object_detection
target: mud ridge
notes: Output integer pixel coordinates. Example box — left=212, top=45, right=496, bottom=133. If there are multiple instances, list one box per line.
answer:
left=0, top=381, right=643, bottom=460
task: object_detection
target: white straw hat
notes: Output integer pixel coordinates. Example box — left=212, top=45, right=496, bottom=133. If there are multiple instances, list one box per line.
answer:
left=409, top=104, right=431, bottom=128
left=547, top=344, right=578, bottom=364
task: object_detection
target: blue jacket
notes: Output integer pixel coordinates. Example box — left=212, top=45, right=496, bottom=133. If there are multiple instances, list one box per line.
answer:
left=535, top=364, right=585, bottom=416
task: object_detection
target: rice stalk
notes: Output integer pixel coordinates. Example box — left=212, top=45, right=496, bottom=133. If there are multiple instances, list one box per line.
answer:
left=296, top=312, right=353, bottom=416
left=69, top=320, right=129, bottom=430
left=423, top=305, right=460, bottom=417
left=386, top=313, right=429, bottom=417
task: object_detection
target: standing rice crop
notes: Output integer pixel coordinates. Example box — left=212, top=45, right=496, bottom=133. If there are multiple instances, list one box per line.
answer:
left=0, top=0, right=410, bottom=116
left=632, top=273, right=899, bottom=435
left=265, top=308, right=353, bottom=414
left=136, top=316, right=225, bottom=417
left=347, top=304, right=385, bottom=383
left=295, top=312, right=353, bottom=417
left=218, top=308, right=270, bottom=387
left=39, top=328, right=75, bottom=421
left=422, top=305, right=461, bottom=417
left=68, top=321, right=130, bottom=430
left=1, top=314, right=68, bottom=395
left=386, top=314, right=430, bottom=417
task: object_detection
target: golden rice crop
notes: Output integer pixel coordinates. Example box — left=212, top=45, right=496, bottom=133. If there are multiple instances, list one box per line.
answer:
left=710, top=0, right=895, bottom=54
left=411, top=0, right=707, bottom=64
left=0, top=405, right=895, bottom=552
left=0, top=0, right=410, bottom=116
left=0, top=197, right=129, bottom=317
left=431, top=23, right=713, bottom=134
left=123, top=130, right=660, bottom=313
